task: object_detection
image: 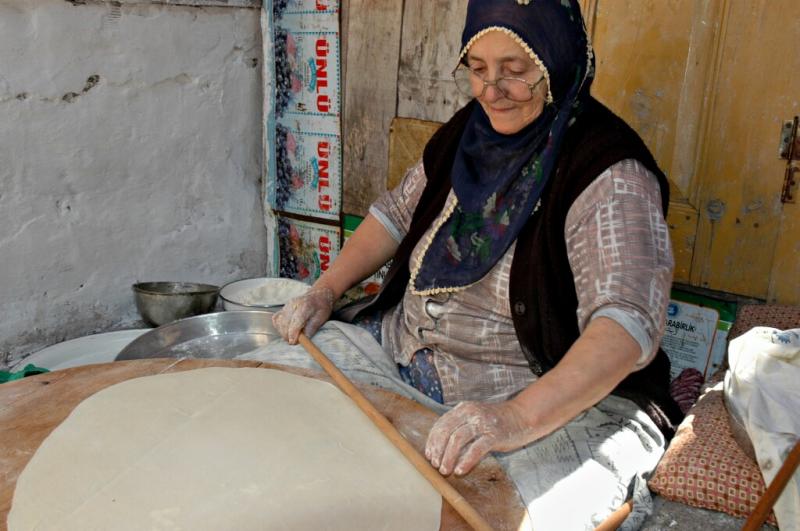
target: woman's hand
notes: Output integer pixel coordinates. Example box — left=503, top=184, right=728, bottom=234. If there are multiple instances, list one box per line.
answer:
left=271, top=286, right=334, bottom=344
left=424, top=317, right=643, bottom=477
left=270, top=214, right=399, bottom=345
left=424, top=400, right=535, bottom=477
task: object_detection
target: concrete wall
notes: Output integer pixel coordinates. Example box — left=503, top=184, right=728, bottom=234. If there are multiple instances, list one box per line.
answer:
left=0, top=0, right=266, bottom=368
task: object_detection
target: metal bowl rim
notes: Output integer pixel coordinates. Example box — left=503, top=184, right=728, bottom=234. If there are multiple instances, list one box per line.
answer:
left=115, top=310, right=279, bottom=360
left=143, top=309, right=277, bottom=328
left=218, top=277, right=307, bottom=309
left=132, top=282, right=220, bottom=296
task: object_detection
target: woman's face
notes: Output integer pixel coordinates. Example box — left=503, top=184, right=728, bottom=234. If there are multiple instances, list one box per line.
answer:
left=465, top=31, right=548, bottom=135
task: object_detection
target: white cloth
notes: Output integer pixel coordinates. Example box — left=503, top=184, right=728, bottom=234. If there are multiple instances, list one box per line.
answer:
left=238, top=321, right=665, bottom=530
left=725, top=327, right=800, bottom=531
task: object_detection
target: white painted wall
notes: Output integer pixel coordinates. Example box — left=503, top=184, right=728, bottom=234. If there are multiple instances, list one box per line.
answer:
left=0, top=0, right=267, bottom=368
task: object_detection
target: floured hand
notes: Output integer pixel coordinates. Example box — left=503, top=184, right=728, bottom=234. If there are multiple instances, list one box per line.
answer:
left=272, top=286, right=334, bottom=344
left=424, top=400, right=535, bottom=476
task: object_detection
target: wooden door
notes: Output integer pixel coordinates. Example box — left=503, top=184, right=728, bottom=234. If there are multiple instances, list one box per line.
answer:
left=585, top=0, right=714, bottom=283
left=583, top=0, right=800, bottom=303
left=687, top=1, right=800, bottom=303
left=341, top=0, right=800, bottom=303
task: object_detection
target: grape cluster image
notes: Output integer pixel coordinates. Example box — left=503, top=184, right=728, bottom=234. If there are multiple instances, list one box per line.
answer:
left=277, top=218, right=300, bottom=279
left=274, top=123, right=295, bottom=210
left=273, top=27, right=293, bottom=117
left=273, top=0, right=290, bottom=20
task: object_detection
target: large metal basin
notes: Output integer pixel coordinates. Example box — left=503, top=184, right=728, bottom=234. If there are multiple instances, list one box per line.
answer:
left=116, top=311, right=280, bottom=361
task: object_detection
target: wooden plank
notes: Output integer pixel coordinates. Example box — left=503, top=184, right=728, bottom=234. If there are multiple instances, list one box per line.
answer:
left=689, top=0, right=800, bottom=300
left=0, top=370, right=70, bottom=414
left=666, top=200, right=700, bottom=284
left=341, top=0, right=404, bottom=216
left=387, top=117, right=441, bottom=190
left=591, top=0, right=715, bottom=201
left=0, top=360, right=526, bottom=530
left=768, top=201, right=800, bottom=304
left=396, top=0, right=468, bottom=123
left=667, top=0, right=725, bottom=206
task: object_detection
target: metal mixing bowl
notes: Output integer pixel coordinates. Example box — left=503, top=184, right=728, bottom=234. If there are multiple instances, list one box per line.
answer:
left=116, top=311, right=279, bottom=361
left=219, top=277, right=309, bottom=312
left=132, top=282, right=219, bottom=327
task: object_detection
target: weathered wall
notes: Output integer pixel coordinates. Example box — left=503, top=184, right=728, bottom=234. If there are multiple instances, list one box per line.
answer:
left=0, top=0, right=265, bottom=367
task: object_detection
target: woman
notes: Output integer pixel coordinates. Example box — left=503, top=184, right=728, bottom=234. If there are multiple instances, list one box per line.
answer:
left=274, top=0, right=681, bottom=527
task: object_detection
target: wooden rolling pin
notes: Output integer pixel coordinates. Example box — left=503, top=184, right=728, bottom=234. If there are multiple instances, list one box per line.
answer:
left=298, top=333, right=494, bottom=531
left=742, top=438, right=800, bottom=531
left=593, top=499, right=632, bottom=531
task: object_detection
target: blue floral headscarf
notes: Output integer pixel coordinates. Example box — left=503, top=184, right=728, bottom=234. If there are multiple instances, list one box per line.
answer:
left=412, top=0, right=595, bottom=294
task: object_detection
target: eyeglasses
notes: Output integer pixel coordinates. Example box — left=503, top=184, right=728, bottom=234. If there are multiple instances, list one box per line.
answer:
left=452, top=64, right=546, bottom=102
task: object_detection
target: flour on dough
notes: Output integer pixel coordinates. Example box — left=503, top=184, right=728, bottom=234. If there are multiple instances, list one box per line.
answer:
left=8, top=368, right=441, bottom=531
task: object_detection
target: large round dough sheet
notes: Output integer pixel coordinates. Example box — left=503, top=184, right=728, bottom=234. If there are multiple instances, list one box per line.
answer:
left=8, top=367, right=441, bottom=530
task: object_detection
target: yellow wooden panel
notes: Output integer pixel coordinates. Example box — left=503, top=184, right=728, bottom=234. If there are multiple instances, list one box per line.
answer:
left=584, top=0, right=718, bottom=285
left=690, top=0, right=800, bottom=301
left=769, top=198, right=800, bottom=304
left=769, top=200, right=800, bottom=304
left=667, top=200, right=699, bottom=284
left=591, top=0, right=693, bottom=182
left=590, top=0, right=723, bottom=205
left=387, top=117, right=441, bottom=191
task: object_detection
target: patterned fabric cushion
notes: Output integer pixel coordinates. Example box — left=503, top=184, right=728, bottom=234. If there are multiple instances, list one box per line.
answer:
left=649, top=373, right=777, bottom=525
left=651, top=303, right=800, bottom=523
left=728, top=304, right=800, bottom=341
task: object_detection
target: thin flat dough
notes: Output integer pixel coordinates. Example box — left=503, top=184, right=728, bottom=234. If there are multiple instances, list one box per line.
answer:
left=8, top=368, right=441, bottom=530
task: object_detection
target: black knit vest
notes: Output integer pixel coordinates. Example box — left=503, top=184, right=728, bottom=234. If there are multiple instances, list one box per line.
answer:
left=344, top=98, right=682, bottom=437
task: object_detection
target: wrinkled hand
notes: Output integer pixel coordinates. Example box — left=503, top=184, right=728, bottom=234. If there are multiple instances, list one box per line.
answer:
left=425, top=400, right=534, bottom=477
left=271, top=287, right=334, bottom=344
